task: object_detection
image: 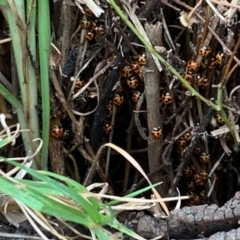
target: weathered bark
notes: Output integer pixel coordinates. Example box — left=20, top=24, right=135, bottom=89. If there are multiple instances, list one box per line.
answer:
left=126, top=191, right=240, bottom=239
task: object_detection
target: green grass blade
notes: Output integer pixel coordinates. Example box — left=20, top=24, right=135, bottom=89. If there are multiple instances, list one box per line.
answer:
left=0, top=176, right=93, bottom=226
left=38, top=0, right=51, bottom=170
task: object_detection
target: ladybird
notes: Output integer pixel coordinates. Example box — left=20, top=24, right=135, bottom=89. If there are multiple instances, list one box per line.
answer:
left=162, top=92, right=173, bottom=104
left=198, top=46, right=211, bottom=57
left=106, top=100, right=113, bottom=114
left=151, top=126, right=162, bottom=139
left=187, top=181, right=195, bottom=191
left=80, top=16, right=91, bottom=29
left=183, top=71, right=193, bottom=82
left=209, top=58, right=218, bottom=69
left=215, top=113, right=224, bottom=125
left=194, top=145, right=202, bottom=155
left=58, top=106, right=67, bottom=119
left=216, top=162, right=223, bottom=171
left=131, top=62, right=143, bottom=78
left=194, top=170, right=208, bottom=186
left=115, top=82, right=124, bottom=93
left=197, top=75, right=209, bottom=88
left=200, top=169, right=208, bottom=180
left=200, top=152, right=210, bottom=163
left=104, top=123, right=114, bottom=134
left=62, top=129, right=70, bottom=140
left=84, top=6, right=94, bottom=18
left=95, top=25, right=106, bottom=35
left=215, top=52, right=224, bottom=64
left=177, top=147, right=187, bottom=157
left=113, top=93, right=124, bottom=106
left=186, top=59, right=198, bottom=71
left=193, top=173, right=205, bottom=186
left=187, top=193, right=201, bottom=206
left=51, top=125, right=64, bottom=139
left=199, top=190, right=206, bottom=199
left=122, top=66, right=133, bottom=78
left=126, top=76, right=139, bottom=89
left=209, top=52, right=224, bottom=69
left=74, top=79, right=85, bottom=89
left=132, top=91, right=141, bottom=102
left=85, top=31, right=95, bottom=41
left=87, top=90, right=97, bottom=98
left=177, top=137, right=187, bottom=148
left=137, top=54, right=147, bottom=66
left=183, top=167, right=193, bottom=177
left=183, top=132, right=193, bottom=142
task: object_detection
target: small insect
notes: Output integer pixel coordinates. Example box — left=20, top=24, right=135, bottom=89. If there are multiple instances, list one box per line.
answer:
left=80, top=16, right=91, bottom=29
left=215, top=52, right=224, bottom=64
left=183, top=167, right=193, bottom=177
left=74, top=79, right=85, bottom=89
left=59, top=106, right=67, bottom=119
left=200, top=152, right=210, bottom=163
left=199, top=190, right=206, bottom=199
left=194, top=145, right=202, bottom=155
left=183, top=71, right=193, bottom=82
left=122, top=66, right=133, bottom=78
left=186, top=59, right=198, bottom=71
left=177, top=137, right=187, bottom=148
left=132, top=91, right=141, bottom=102
left=104, top=123, right=114, bottom=134
left=197, top=75, right=209, bottom=89
left=87, top=90, right=97, bottom=98
left=137, top=54, right=147, bottom=66
left=113, top=93, right=124, bottom=106
left=216, top=162, right=223, bottom=171
left=62, top=129, right=70, bottom=140
left=183, top=132, right=193, bottom=142
left=198, top=46, right=211, bottom=57
left=187, top=181, right=195, bottom=191
left=162, top=92, right=173, bottom=104
left=177, top=147, right=187, bottom=157
left=84, top=6, right=94, bottom=18
left=126, top=76, right=139, bottom=89
left=182, top=71, right=193, bottom=88
left=51, top=125, right=64, bottom=139
left=106, top=100, right=113, bottom=114
left=215, top=113, right=224, bottom=125
left=187, top=193, right=201, bottom=206
left=131, top=62, right=142, bottom=78
left=85, top=31, right=95, bottom=41
left=151, top=126, right=162, bottom=139
left=194, top=170, right=208, bottom=186
left=209, top=52, right=224, bottom=69
left=95, top=25, right=106, bottom=35
left=115, top=82, right=124, bottom=93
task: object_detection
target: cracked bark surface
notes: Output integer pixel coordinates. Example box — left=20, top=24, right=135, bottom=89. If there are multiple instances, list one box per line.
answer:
left=125, top=191, right=240, bottom=239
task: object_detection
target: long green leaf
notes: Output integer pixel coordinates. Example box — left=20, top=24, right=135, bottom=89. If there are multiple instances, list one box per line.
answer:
left=38, top=0, right=51, bottom=170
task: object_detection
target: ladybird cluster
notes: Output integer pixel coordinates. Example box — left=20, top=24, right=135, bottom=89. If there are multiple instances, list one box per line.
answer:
left=108, top=53, right=147, bottom=109
left=176, top=131, right=193, bottom=157
left=182, top=46, right=224, bottom=90
left=183, top=162, right=209, bottom=206
left=80, top=6, right=106, bottom=41
left=174, top=128, right=214, bottom=206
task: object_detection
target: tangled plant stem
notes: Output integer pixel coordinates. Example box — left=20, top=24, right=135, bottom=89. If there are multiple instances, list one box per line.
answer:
left=108, top=0, right=239, bottom=150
